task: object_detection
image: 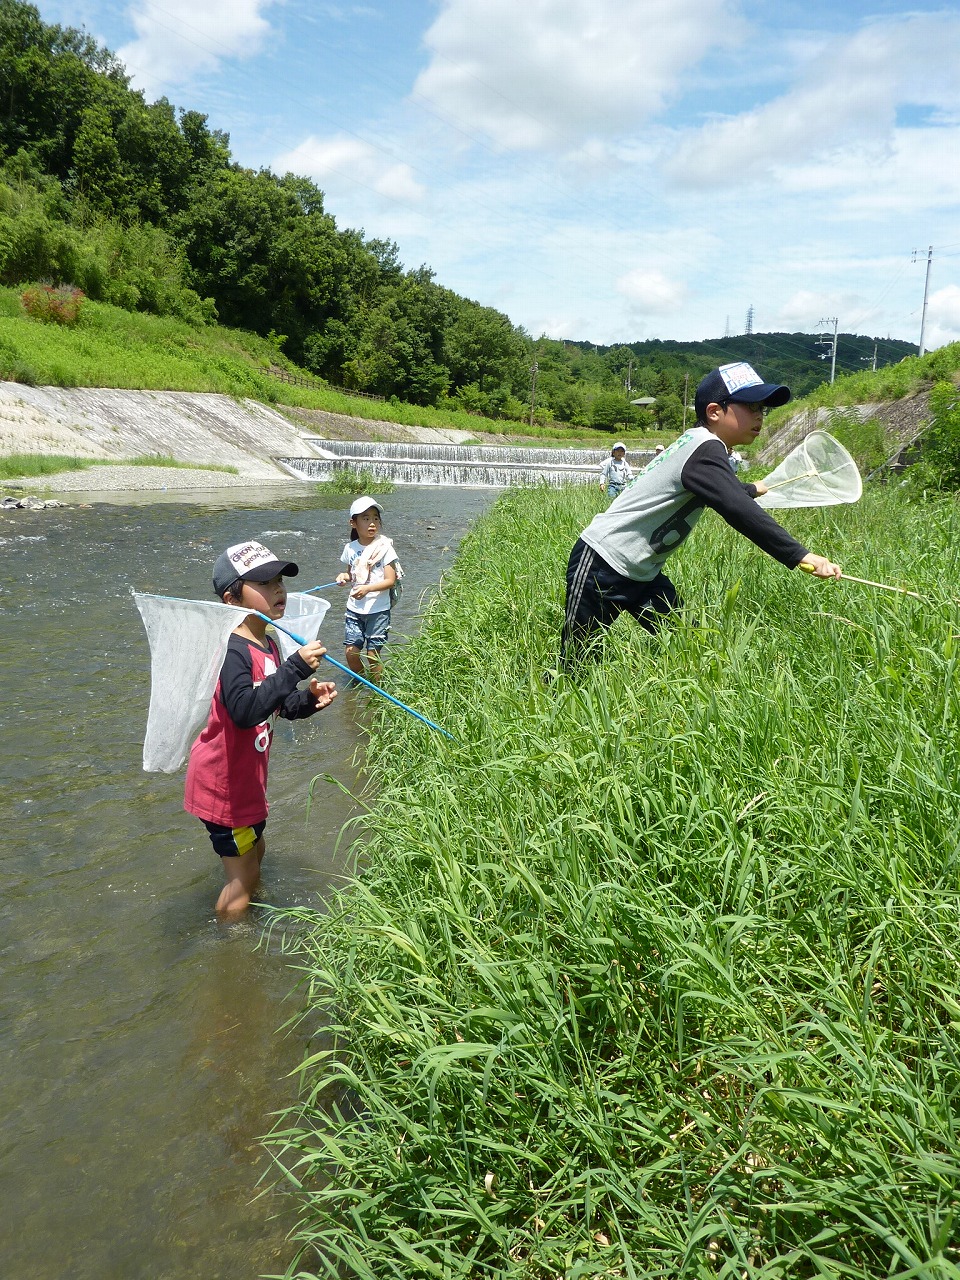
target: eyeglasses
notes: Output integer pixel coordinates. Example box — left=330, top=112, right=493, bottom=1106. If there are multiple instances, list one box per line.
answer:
left=720, top=399, right=768, bottom=415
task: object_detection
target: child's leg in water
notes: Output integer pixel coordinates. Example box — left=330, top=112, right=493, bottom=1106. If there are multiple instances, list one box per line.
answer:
left=216, top=835, right=264, bottom=917
left=365, top=648, right=384, bottom=684
left=344, top=644, right=365, bottom=677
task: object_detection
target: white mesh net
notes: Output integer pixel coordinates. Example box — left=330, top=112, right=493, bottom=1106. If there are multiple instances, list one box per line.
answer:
left=756, top=430, right=862, bottom=509
left=134, top=594, right=248, bottom=773
left=133, top=592, right=332, bottom=773
left=270, top=592, right=331, bottom=659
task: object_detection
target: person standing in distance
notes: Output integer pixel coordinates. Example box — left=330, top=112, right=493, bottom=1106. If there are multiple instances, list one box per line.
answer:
left=598, top=441, right=634, bottom=499
left=336, top=497, right=401, bottom=685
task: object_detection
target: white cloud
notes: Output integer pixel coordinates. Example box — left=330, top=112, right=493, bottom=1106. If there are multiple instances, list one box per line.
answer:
left=117, top=0, right=277, bottom=95
left=665, top=12, right=960, bottom=187
left=313, top=4, right=379, bottom=18
left=925, top=284, right=960, bottom=349
left=412, top=0, right=737, bottom=150
left=779, top=127, right=960, bottom=217
left=773, top=290, right=849, bottom=333
left=274, top=135, right=426, bottom=204
left=615, top=267, right=687, bottom=314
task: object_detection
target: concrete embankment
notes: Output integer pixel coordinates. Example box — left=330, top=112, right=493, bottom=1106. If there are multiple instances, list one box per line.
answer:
left=0, top=382, right=325, bottom=491
left=0, top=382, right=489, bottom=493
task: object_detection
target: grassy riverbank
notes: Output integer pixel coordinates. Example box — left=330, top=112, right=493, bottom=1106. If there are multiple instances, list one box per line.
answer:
left=0, top=288, right=652, bottom=448
left=0, top=452, right=239, bottom=481
left=278, top=484, right=960, bottom=1278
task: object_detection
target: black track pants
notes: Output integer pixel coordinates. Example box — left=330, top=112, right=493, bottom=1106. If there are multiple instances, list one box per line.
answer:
left=560, top=538, right=680, bottom=668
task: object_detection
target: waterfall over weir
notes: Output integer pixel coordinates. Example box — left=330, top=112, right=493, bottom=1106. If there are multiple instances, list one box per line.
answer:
left=277, top=438, right=655, bottom=489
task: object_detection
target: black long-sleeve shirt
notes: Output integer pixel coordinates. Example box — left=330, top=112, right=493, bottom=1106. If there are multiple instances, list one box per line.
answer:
left=218, top=635, right=319, bottom=728
left=581, top=426, right=807, bottom=582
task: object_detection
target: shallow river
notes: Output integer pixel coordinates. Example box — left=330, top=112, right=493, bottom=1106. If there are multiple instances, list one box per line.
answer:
left=0, top=483, right=496, bottom=1279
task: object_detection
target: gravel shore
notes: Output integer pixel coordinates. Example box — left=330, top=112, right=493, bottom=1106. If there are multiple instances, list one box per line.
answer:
left=1, top=465, right=317, bottom=507
left=30, top=463, right=304, bottom=493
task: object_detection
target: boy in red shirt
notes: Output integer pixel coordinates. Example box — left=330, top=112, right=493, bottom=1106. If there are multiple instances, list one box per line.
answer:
left=184, top=540, right=337, bottom=917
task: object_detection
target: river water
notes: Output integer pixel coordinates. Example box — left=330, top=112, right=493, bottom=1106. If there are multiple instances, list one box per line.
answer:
left=0, top=483, right=497, bottom=1279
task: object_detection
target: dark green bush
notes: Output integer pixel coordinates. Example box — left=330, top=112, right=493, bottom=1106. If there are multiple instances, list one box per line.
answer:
left=910, top=380, right=960, bottom=490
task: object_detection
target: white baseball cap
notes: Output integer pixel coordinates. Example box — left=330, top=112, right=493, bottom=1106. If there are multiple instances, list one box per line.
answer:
left=349, top=496, right=384, bottom=519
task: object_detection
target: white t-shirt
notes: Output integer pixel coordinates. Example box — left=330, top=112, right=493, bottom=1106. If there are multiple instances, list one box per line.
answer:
left=599, top=457, right=633, bottom=486
left=340, top=539, right=397, bottom=616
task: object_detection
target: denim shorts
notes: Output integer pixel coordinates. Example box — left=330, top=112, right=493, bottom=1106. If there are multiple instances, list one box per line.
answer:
left=344, top=608, right=391, bottom=652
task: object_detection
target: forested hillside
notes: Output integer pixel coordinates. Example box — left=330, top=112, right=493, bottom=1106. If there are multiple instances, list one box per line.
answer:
left=0, top=0, right=917, bottom=432
left=529, top=331, right=916, bottom=431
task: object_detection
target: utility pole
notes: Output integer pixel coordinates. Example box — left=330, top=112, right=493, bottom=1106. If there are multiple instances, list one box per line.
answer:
left=860, top=341, right=878, bottom=372
left=625, top=358, right=633, bottom=393
left=912, top=245, right=933, bottom=356
left=682, top=373, right=690, bottom=430
left=528, top=361, right=538, bottom=429
left=816, top=317, right=838, bottom=384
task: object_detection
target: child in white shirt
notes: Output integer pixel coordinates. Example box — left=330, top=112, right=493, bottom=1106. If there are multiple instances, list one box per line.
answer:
left=336, top=496, right=401, bottom=684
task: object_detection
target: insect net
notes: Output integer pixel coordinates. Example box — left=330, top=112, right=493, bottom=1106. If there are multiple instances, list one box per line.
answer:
left=133, top=592, right=331, bottom=772
left=756, top=430, right=862, bottom=509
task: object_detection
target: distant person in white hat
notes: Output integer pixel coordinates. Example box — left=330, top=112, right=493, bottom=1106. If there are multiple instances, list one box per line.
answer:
left=598, top=441, right=633, bottom=499
left=336, top=496, right=403, bottom=684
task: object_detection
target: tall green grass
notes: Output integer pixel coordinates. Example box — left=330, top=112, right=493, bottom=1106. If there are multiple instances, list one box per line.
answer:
left=323, top=468, right=397, bottom=495
left=0, top=452, right=98, bottom=480
left=271, top=484, right=960, bottom=1278
left=0, top=289, right=296, bottom=398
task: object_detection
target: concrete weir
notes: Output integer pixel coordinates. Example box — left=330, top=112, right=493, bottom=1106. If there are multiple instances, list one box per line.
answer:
left=277, top=439, right=655, bottom=489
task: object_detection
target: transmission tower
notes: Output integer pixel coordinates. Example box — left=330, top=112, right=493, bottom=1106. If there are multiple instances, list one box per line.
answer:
left=744, top=305, right=754, bottom=335
left=816, top=317, right=838, bottom=384
left=912, top=245, right=933, bottom=356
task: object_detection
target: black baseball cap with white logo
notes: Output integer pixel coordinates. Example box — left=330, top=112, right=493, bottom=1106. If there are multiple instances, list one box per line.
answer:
left=695, top=362, right=790, bottom=421
left=212, top=540, right=299, bottom=596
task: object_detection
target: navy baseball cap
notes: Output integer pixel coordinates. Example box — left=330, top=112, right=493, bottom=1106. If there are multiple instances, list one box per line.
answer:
left=695, top=362, right=790, bottom=421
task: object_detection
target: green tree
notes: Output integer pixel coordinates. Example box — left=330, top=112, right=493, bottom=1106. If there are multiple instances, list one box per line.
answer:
left=654, top=391, right=685, bottom=434
left=550, top=383, right=588, bottom=425
left=270, top=210, right=376, bottom=364
left=114, top=97, right=194, bottom=221
left=0, top=0, right=126, bottom=178
left=590, top=388, right=636, bottom=431
left=179, top=109, right=231, bottom=182
left=344, top=269, right=451, bottom=403
left=174, top=167, right=292, bottom=330
left=444, top=297, right=527, bottom=393
left=71, top=101, right=136, bottom=218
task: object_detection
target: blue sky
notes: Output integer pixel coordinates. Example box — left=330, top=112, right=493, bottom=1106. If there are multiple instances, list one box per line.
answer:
left=41, top=0, right=960, bottom=351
